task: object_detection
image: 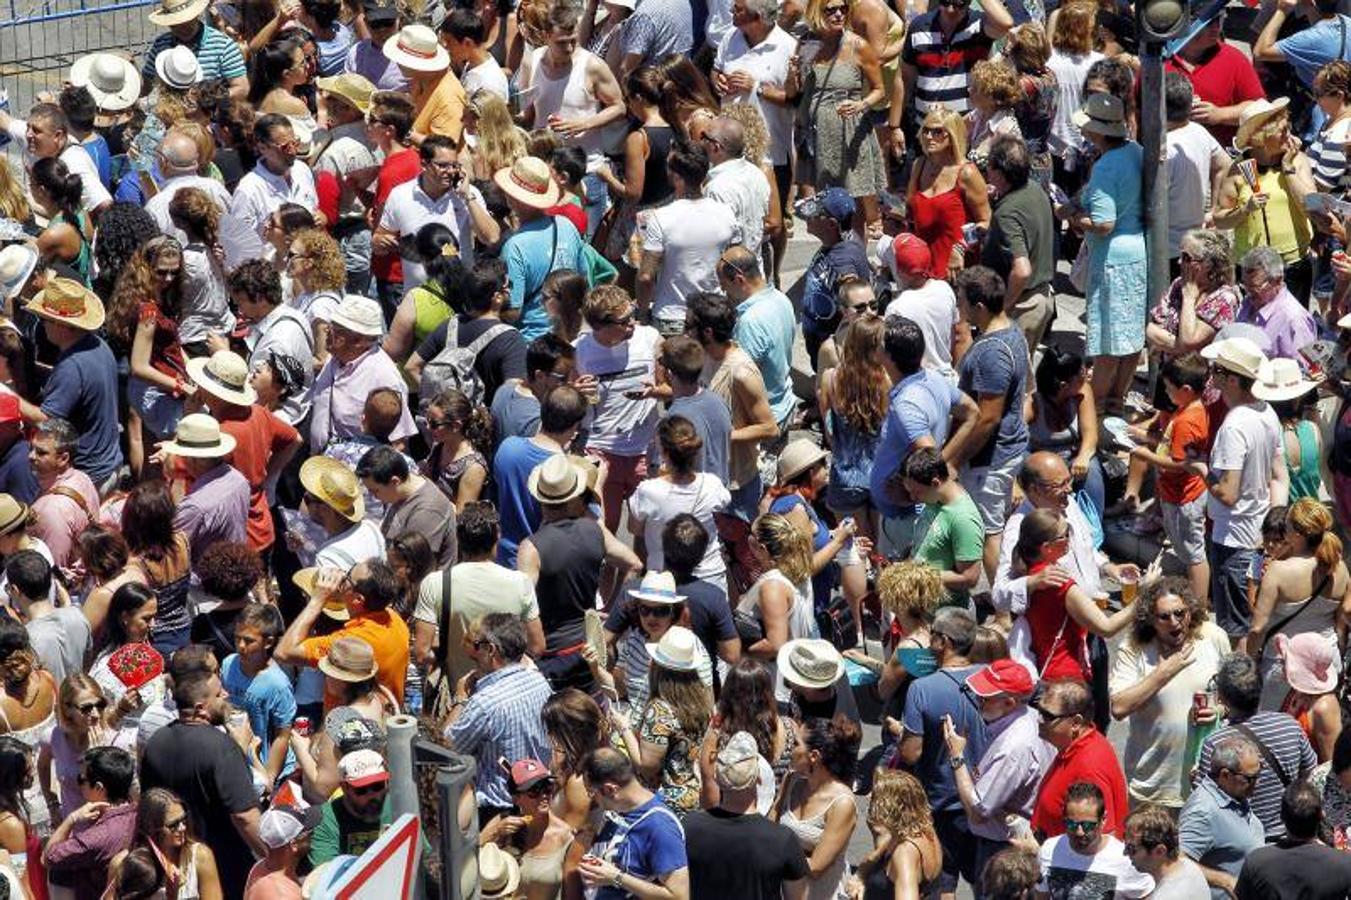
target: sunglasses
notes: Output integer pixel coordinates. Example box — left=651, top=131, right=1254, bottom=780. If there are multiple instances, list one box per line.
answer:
left=921, top=126, right=949, bottom=138
left=72, top=700, right=107, bottom=715
left=164, top=817, right=188, bottom=831
left=349, top=781, right=388, bottom=796
left=1064, top=818, right=1101, bottom=834
left=513, top=781, right=554, bottom=798
left=1032, top=701, right=1071, bottom=724
left=638, top=604, right=676, bottom=618
left=847, top=301, right=879, bottom=313
left=824, top=4, right=848, bottom=15
left=604, top=311, right=635, bottom=327
left=1224, top=768, right=1261, bottom=786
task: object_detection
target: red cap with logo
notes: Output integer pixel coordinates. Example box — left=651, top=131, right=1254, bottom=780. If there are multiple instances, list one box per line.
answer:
left=892, top=233, right=932, bottom=278
left=965, top=658, right=1035, bottom=698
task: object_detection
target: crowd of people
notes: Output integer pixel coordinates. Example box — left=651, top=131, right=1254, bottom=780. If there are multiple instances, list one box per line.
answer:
left=7, top=0, right=1351, bottom=894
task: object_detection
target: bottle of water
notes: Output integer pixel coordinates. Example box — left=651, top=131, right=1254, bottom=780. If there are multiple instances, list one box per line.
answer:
left=404, top=661, right=422, bottom=716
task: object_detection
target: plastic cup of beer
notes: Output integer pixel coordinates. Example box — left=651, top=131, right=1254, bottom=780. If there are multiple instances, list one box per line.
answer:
left=1119, top=569, right=1139, bottom=605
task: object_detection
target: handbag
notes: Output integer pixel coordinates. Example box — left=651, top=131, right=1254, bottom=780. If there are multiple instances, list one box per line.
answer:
left=817, top=593, right=858, bottom=652
left=734, top=608, right=766, bottom=648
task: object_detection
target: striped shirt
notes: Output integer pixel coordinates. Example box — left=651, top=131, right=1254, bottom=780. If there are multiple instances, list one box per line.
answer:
left=142, top=23, right=246, bottom=83
left=621, top=0, right=694, bottom=68
left=1197, top=711, right=1317, bottom=840
left=448, top=663, right=553, bottom=808
left=899, top=9, right=993, bottom=116
left=1310, top=115, right=1351, bottom=195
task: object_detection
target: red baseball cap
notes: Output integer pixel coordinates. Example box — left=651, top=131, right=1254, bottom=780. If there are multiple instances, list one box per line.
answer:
left=965, top=659, right=1034, bottom=698
left=508, top=758, right=554, bottom=793
left=892, top=233, right=932, bottom=278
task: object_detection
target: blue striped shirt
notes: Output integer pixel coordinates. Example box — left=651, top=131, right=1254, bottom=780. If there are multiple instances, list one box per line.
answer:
left=448, top=663, right=553, bottom=808
left=142, top=23, right=246, bottom=84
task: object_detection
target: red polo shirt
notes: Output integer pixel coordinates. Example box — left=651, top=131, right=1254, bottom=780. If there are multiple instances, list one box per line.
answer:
left=1164, top=43, right=1265, bottom=149
left=1031, top=728, right=1129, bottom=839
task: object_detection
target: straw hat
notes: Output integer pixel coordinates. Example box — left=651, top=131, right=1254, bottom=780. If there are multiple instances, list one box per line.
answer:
left=777, top=638, right=844, bottom=690
left=330, top=295, right=385, bottom=338
left=0, top=494, right=29, bottom=537
left=160, top=413, right=237, bottom=459
left=318, top=637, right=380, bottom=682
left=1200, top=336, right=1266, bottom=381
left=25, top=278, right=105, bottom=332
left=0, top=245, right=38, bottom=302
left=148, top=0, right=208, bottom=26
left=629, top=571, right=686, bottom=605
left=1234, top=97, right=1290, bottom=151
left=382, top=24, right=450, bottom=72
left=187, top=350, right=259, bottom=406
left=155, top=45, right=202, bottom=90
left=316, top=73, right=377, bottom=114
left=70, top=53, right=142, bottom=111
left=527, top=454, right=589, bottom=505
left=493, top=157, right=562, bottom=210
left=1277, top=632, right=1339, bottom=694
left=1072, top=93, right=1128, bottom=139
left=715, top=730, right=761, bottom=791
left=300, top=457, right=365, bottom=523
left=1253, top=357, right=1319, bottom=403
left=292, top=568, right=352, bottom=620
left=646, top=625, right=700, bottom=672
left=776, top=439, right=829, bottom=485
left=479, top=843, right=522, bottom=899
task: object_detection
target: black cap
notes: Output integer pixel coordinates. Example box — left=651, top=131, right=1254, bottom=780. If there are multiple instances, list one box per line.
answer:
left=363, top=0, right=398, bottom=23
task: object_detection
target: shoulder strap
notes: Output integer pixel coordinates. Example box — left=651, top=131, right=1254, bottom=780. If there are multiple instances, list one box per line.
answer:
left=47, top=485, right=90, bottom=519
left=1259, top=573, right=1332, bottom=658
left=465, top=322, right=512, bottom=357
left=439, top=565, right=453, bottom=668
left=1233, top=721, right=1292, bottom=786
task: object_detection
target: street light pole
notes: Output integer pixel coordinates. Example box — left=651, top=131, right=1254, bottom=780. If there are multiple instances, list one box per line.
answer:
left=1140, top=40, right=1170, bottom=317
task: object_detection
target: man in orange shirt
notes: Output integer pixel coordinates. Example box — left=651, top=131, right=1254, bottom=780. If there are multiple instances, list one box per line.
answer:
left=275, top=560, right=410, bottom=703
left=383, top=22, right=466, bottom=146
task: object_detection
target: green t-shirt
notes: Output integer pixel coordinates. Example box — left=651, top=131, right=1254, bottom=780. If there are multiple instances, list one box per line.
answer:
left=980, top=180, right=1055, bottom=294
left=914, top=492, right=985, bottom=605
left=309, top=795, right=432, bottom=870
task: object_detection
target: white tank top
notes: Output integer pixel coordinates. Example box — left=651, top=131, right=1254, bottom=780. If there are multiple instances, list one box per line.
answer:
left=529, top=46, right=606, bottom=167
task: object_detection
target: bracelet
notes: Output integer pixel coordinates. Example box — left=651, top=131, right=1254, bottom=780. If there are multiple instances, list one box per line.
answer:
left=611, top=870, right=624, bottom=889
left=949, top=756, right=967, bottom=770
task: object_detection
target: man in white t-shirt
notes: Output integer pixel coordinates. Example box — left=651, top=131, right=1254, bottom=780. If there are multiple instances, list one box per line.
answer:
left=439, top=6, right=510, bottom=101
left=701, top=116, right=770, bottom=255
left=1037, top=782, right=1155, bottom=899
left=638, top=141, right=739, bottom=328
left=1125, top=804, right=1210, bottom=900
left=883, top=232, right=960, bottom=382
left=144, top=129, right=233, bottom=239
left=1194, top=337, right=1287, bottom=640
left=0, top=102, right=112, bottom=217
left=1164, top=72, right=1229, bottom=265
left=412, top=501, right=542, bottom=683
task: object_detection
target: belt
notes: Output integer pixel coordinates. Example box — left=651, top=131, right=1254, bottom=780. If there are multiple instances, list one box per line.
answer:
left=332, top=217, right=369, bottom=238
left=540, top=642, right=586, bottom=659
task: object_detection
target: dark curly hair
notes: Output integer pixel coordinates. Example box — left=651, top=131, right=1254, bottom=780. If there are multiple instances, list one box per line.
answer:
left=801, top=713, right=862, bottom=784
left=227, top=259, right=283, bottom=308
left=195, top=542, right=263, bottom=602
left=91, top=203, right=160, bottom=297
left=1130, top=575, right=1206, bottom=647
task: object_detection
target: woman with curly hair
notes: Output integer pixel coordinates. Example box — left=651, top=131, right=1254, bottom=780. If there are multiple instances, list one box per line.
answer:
left=738, top=512, right=821, bottom=702
left=421, top=387, right=493, bottom=510
left=772, top=714, right=860, bottom=900
left=91, top=203, right=159, bottom=299
left=108, top=787, right=223, bottom=900
left=188, top=542, right=265, bottom=663
left=966, top=59, right=1024, bottom=171
left=122, top=481, right=193, bottom=658
left=851, top=768, right=942, bottom=899
left=286, top=227, right=346, bottom=369
left=168, top=187, right=236, bottom=354
left=464, top=90, right=529, bottom=183
left=32, top=157, right=92, bottom=285
left=718, top=100, right=787, bottom=277
left=541, top=688, right=608, bottom=830
left=109, top=236, right=192, bottom=474
left=1003, top=22, right=1058, bottom=186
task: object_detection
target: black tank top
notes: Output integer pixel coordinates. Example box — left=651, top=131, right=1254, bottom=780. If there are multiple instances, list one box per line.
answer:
left=532, top=517, right=605, bottom=652
left=639, top=125, right=676, bottom=207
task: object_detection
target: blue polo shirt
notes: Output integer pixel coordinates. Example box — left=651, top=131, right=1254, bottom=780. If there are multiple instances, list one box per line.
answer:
left=733, top=285, right=796, bottom=425
left=870, top=369, right=963, bottom=518
left=39, top=334, right=122, bottom=485
left=1178, top=778, right=1266, bottom=900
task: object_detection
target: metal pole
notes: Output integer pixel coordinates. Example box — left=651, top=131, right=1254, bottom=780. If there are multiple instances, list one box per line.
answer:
left=1140, top=39, right=1169, bottom=393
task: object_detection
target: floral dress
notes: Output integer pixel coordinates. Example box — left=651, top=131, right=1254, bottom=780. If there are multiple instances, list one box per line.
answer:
left=1014, top=68, right=1057, bottom=186
left=1309, top=761, right=1351, bottom=849
left=637, top=698, right=702, bottom=814
left=1148, top=279, right=1240, bottom=405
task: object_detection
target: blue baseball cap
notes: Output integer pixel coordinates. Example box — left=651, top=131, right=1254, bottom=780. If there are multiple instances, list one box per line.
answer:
left=795, top=186, right=855, bottom=224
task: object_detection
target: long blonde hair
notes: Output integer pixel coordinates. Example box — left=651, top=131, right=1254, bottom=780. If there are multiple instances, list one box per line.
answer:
left=752, top=513, right=813, bottom=586
left=470, top=90, right=529, bottom=176
left=870, top=769, right=935, bottom=839
left=0, top=161, right=31, bottom=223
left=719, top=101, right=770, bottom=168
left=834, top=313, right=889, bottom=435
left=922, top=106, right=968, bottom=161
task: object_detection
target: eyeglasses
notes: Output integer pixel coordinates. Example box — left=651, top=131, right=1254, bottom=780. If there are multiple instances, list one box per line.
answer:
left=1064, top=818, right=1101, bottom=834
left=512, top=782, right=554, bottom=798
left=426, top=158, right=461, bottom=171
left=823, top=4, right=848, bottom=15
left=1224, top=768, right=1261, bottom=786
left=1032, top=702, right=1071, bottom=724
left=426, top=417, right=454, bottom=430
left=1154, top=609, right=1188, bottom=622
left=604, top=311, right=635, bottom=327
left=1037, top=476, right=1074, bottom=493
left=638, top=604, right=676, bottom=618
left=846, top=301, right=879, bottom=313
left=921, top=126, right=948, bottom=137
left=266, top=139, right=300, bottom=153
left=164, top=817, right=188, bottom=831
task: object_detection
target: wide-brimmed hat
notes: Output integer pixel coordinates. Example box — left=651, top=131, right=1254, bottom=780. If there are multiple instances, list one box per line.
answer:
left=629, top=571, right=686, bottom=605
left=493, top=156, right=562, bottom=210
left=647, top=626, right=700, bottom=672
left=26, top=277, right=104, bottom=331
left=316, top=73, right=377, bottom=114
left=330, top=294, right=384, bottom=337
left=382, top=24, right=450, bottom=72
left=300, top=456, right=365, bottom=522
left=70, top=53, right=142, bottom=111
left=148, top=0, right=208, bottom=25
left=778, top=638, right=844, bottom=690
left=1277, top=632, right=1339, bottom=694
left=160, top=413, right=237, bottom=459
left=0, top=245, right=38, bottom=302
left=479, top=843, right=522, bottom=899
left=1201, top=336, right=1267, bottom=381
left=1253, top=357, right=1319, bottom=402
left=155, top=45, right=202, bottom=90
left=292, top=568, right=353, bottom=620
left=1235, top=97, right=1291, bottom=151
left=1073, top=93, right=1128, bottom=139
left=187, top=350, right=259, bottom=406
left=527, top=454, right=588, bottom=505
left=0, top=494, right=29, bottom=537
left=776, top=439, right=829, bottom=485
left=318, top=637, right=379, bottom=682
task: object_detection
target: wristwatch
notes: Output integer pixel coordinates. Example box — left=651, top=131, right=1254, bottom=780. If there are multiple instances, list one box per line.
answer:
left=950, top=756, right=967, bottom=770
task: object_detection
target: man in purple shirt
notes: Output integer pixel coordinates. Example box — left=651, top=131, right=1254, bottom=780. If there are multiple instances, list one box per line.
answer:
left=45, top=746, right=138, bottom=900
left=165, top=414, right=250, bottom=566
left=310, top=295, right=417, bottom=452
left=1237, top=246, right=1317, bottom=362
left=344, top=0, right=409, bottom=91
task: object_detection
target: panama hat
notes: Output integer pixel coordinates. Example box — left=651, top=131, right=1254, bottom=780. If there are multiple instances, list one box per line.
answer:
left=1253, top=357, right=1319, bottom=403
left=629, top=571, right=686, bottom=605
left=1278, top=632, right=1340, bottom=694
left=776, top=439, right=829, bottom=485
left=300, top=456, right=365, bottom=523
left=148, top=0, right=208, bottom=26
left=316, top=72, right=377, bottom=114
left=160, top=413, right=237, bottom=459
left=70, top=53, right=142, bottom=111
left=0, top=245, right=38, bottom=302
left=1200, top=336, right=1266, bottom=381
left=1234, top=97, right=1291, bottom=151
left=778, top=639, right=844, bottom=690
left=25, top=278, right=105, bottom=332
left=187, top=350, right=259, bottom=406
left=479, top=843, right=522, bottom=899
left=292, top=568, right=352, bottom=620
left=493, top=156, right=562, bottom=210
left=330, top=294, right=385, bottom=337
left=647, top=626, right=700, bottom=672
left=155, top=45, right=202, bottom=90
left=318, top=637, right=380, bottom=682
left=527, top=454, right=589, bottom=505
left=382, top=24, right=450, bottom=72
left=1072, top=93, right=1128, bottom=139
left=0, top=494, right=29, bottom=537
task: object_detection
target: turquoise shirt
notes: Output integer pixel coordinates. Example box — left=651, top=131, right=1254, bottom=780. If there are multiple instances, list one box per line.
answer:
left=502, top=215, right=589, bottom=342
left=734, top=285, right=797, bottom=424
left=1084, top=141, right=1147, bottom=267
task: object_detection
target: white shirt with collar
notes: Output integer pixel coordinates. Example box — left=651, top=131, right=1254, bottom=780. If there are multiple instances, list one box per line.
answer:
left=144, top=174, right=234, bottom=239
left=6, top=120, right=112, bottom=213
left=229, top=159, right=318, bottom=237
left=705, top=156, right=770, bottom=255
left=378, top=177, right=482, bottom=288
left=714, top=25, right=798, bottom=166
left=992, top=495, right=1105, bottom=616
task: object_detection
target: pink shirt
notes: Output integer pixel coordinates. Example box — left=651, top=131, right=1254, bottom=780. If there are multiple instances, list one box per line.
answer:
left=308, top=346, right=417, bottom=452
left=31, top=468, right=100, bottom=570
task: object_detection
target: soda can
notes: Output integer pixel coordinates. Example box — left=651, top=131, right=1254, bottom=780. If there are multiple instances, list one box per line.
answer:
left=293, top=716, right=311, bottom=737
left=1192, top=691, right=1209, bottom=713
left=228, top=711, right=248, bottom=730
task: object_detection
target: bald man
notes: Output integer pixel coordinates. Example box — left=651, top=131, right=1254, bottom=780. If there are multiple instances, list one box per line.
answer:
left=703, top=116, right=771, bottom=256
left=144, top=128, right=234, bottom=239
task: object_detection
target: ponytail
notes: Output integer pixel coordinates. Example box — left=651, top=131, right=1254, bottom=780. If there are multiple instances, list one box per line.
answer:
left=1288, top=497, right=1342, bottom=572
left=31, top=156, right=82, bottom=226
left=1317, top=531, right=1344, bottom=573
left=464, top=405, right=494, bottom=455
